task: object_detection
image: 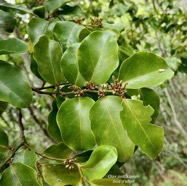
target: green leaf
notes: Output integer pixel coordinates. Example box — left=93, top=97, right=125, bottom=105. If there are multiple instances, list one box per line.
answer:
left=0, top=101, right=8, bottom=115
left=28, top=18, right=49, bottom=44
left=120, top=99, right=164, bottom=158
left=0, top=3, right=34, bottom=15
left=139, top=88, right=160, bottom=123
left=0, top=61, right=32, bottom=108
left=44, top=0, right=71, bottom=14
left=78, top=30, right=119, bottom=84
left=48, top=101, right=62, bottom=142
left=33, top=36, right=64, bottom=85
left=53, top=21, right=85, bottom=48
left=42, top=164, right=80, bottom=186
left=90, top=96, right=135, bottom=162
left=0, top=38, right=28, bottom=55
left=57, top=97, right=95, bottom=151
left=0, top=10, right=16, bottom=32
left=13, top=148, right=38, bottom=170
left=80, top=145, right=118, bottom=181
left=0, top=163, right=41, bottom=186
left=0, top=128, right=8, bottom=153
left=61, top=43, right=86, bottom=87
left=43, top=143, right=71, bottom=160
left=118, top=52, right=174, bottom=89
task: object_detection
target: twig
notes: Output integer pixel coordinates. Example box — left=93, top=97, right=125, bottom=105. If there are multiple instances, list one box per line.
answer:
left=18, top=109, right=26, bottom=143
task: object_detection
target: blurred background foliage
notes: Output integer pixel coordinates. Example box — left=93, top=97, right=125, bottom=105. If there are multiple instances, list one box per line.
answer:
left=0, top=0, right=187, bottom=185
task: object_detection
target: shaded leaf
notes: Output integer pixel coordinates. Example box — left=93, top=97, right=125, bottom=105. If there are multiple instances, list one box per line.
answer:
left=0, top=10, right=16, bottom=32
left=43, top=143, right=71, bottom=160
left=80, top=145, right=118, bottom=181
left=139, top=88, right=160, bottom=123
left=44, top=0, right=71, bottom=14
left=0, top=163, right=41, bottom=186
left=13, top=147, right=38, bottom=170
left=61, top=43, right=86, bottom=87
left=120, top=99, right=164, bottom=158
left=0, top=127, right=8, bottom=153
left=48, top=101, right=62, bottom=142
left=33, top=36, right=64, bottom=85
left=28, top=18, right=49, bottom=44
left=90, top=96, right=135, bottom=162
left=78, top=30, right=119, bottom=84
left=119, top=52, right=174, bottom=89
left=42, top=163, right=80, bottom=186
left=0, top=61, right=32, bottom=108
left=57, top=97, right=95, bottom=151
left=0, top=38, right=28, bottom=55
left=53, top=21, right=85, bottom=48
left=0, top=101, right=8, bottom=115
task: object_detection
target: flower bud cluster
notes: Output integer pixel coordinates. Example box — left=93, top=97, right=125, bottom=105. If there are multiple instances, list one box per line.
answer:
left=63, top=158, right=76, bottom=169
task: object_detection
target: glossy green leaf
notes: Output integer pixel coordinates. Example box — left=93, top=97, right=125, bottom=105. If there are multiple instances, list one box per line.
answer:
left=90, top=96, right=135, bottom=162
left=48, top=101, right=62, bottom=142
left=78, top=30, right=119, bottom=84
left=0, top=101, right=8, bottom=115
left=57, top=97, right=95, bottom=151
left=33, top=36, right=65, bottom=85
left=0, top=163, right=41, bottom=186
left=28, top=18, right=49, bottom=44
left=53, top=21, right=85, bottom=48
left=80, top=145, right=118, bottom=181
left=0, top=128, right=8, bottom=153
left=139, top=88, right=160, bottom=123
left=120, top=99, right=164, bottom=158
left=44, top=0, right=71, bottom=14
left=43, top=143, right=71, bottom=160
left=42, top=163, right=80, bottom=186
left=0, top=10, right=16, bottom=32
left=13, top=148, right=38, bottom=170
left=61, top=43, right=86, bottom=87
left=0, top=38, right=28, bottom=55
left=0, top=3, right=34, bottom=15
left=118, top=52, right=174, bottom=89
left=0, top=61, right=32, bottom=108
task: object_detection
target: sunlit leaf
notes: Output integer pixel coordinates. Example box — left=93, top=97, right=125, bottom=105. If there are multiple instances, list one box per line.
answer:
left=119, top=52, right=174, bottom=89
left=80, top=145, right=118, bottom=181
left=57, top=97, right=95, bottom=151
left=78, top=30, right=119, bottom=84
left=90, top=96, right=135, bottom=161
left=120, top=99, right=164, bottom=158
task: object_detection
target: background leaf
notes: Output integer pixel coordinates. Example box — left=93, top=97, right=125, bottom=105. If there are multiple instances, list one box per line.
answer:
left=80, top=145, right=118, bottom=181
left=44, top=0, right=71, bottom=14
left=90, top=96, right=135, bottom=162
left=33, top=36, right=64, bottom=85
left=42, top=163, right=80, bottom=186
left=78, top=30, right=119, bottom=84
left=61, top=43, right=86, bottom=87
left=53, top=21, right=85, bottom=48
left=43, top=143, right=71, bottom=160
left=119, top=52, right=174, bottom=89
left=57, top=97, right=95, bottom=151
left=0, top=61, right=32, bottom=108
left=0, top=38, right=28, bottom=55
left=120, top=99, right=164, bottom=158
left=0, top=163, right=41, bottom=186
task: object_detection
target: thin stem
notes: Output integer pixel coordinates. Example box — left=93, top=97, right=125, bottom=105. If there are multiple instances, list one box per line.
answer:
left=18, top=109, right=26, bottom=143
